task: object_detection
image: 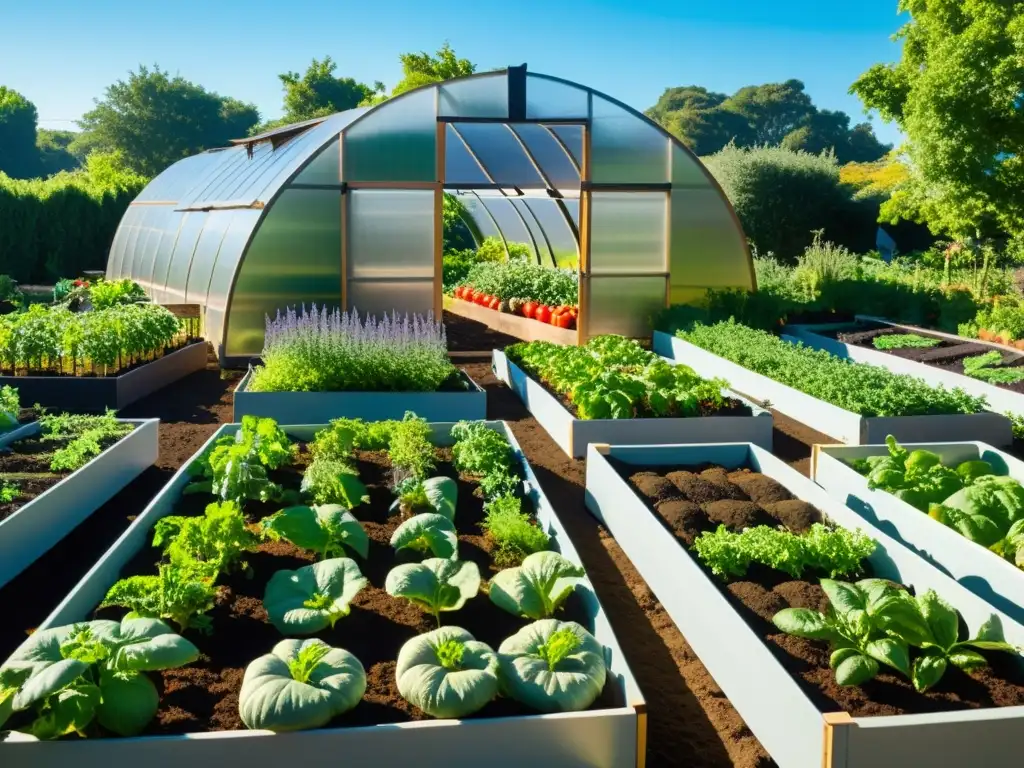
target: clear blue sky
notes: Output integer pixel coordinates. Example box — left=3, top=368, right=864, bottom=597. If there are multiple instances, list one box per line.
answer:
left=1, top=0, right=907, bottom=146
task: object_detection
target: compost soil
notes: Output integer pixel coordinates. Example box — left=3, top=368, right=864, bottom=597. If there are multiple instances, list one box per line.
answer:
left=616, top=461, right=1024, bottom=718
left=834, top=326, right=1024, bottom=394
left=90, top=446, right=618, bottom=734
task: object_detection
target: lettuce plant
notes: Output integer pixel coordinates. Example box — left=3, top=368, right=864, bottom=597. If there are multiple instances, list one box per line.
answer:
left=497, top=619, right=607, bottom=713
left=185, top=417, right=292, bottom=505
left=929, top=475, right=1024, bottom=547
left=100, top=563, right=219, bottom=635
left=489, top=551, right=585, bottom=620
left=385, top=559, right=481, bottom=625
left=857, top=436, right=965, bottom=512
left=263, top=558, right=368, bottom=635
left=391, top=476, right=457, bottom=519
left=261, top=505, right=369, bottom=560
left=0, top=617, right=198, bottom=738
left=395, top=627, right=498, bottom=718
left=153, top=500, right=258, bottom=573
left=238, top=639, right=365, bottom=732
left=390, top=513, right=458, bottom=559
left=300, top=456, right=369, bottom=509
left=450, top=421, right=521, bottom=500
left=774, top=578, right=1019, bottom=690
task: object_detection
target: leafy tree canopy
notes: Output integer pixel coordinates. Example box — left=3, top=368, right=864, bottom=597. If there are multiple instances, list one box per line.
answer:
left=365, top=42, right=476, bottom=105
left=36, top=129, right=81, bottom=176
left=73, top=65, right=260, bottom=177
left=0, top=86, right=41, bottom=179
left=851, top=0, right=1024, bottom=240
left=279, top=56, right=378, bottom=122
left=647, top=79, right=890, bottom=164
left=840, top=151, right=911, bottom=202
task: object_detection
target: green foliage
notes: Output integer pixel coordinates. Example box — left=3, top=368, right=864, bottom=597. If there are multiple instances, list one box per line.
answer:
left=276, top=57, right=376, bottom=124
left=508, top=335, right=731, bottom=420
left=962, top=351, right=1024, bottom=384
left=489, top=551, right=585, bottom=620
left=679, top=322, right=987, bottom=417
left=395, top=626, right=498, bottom=718
left=852, top=0, right=1024, bottom=240
left=74, top=65, right=259, bottom=177
left=100, top=564, right=219, bottom=634
left=263, top=558, right=368, bottom=634
left=456, top=261, right=578, bottom=306
left=0, top=384, right=19, bottom=431
left=857, top=436, right=966, bottom=512
left=300, top=456, right=369, bottom=509
left=386, top=414, right=436, bottom=480
left=385, top=558, right=481, bottom=625
left=0, top=86, right=41, bottom=179
left=931, top=476, right=1024, bottom=549
left=35, top=129, right=81, bottom=177
left=774, top=579, right=1018, bottom=690
left=368, top=42, right=476, bottom=105
left=0, top=617, right=198, bottom=738
left=88, top=279, right=147, bottom=310
left=450, top=420, right=521, bottom=500
left=0, top=480, right=20, bottom=503
left=186, top=416, right=292, bottom=505
left=872, top=333, right=941, bottom=350
left=692, top=523, right=877, bottom=579
left=152, top=500, right=257, bottom=573
left=647, top=80, right=889, bottom=163
left=261, top=505, right=368, bottom=560
left=390, top=513, right=458, bottom=559
left=482, top=494, right=550, bottom=566
left=38, top=411, right=134, bottom=472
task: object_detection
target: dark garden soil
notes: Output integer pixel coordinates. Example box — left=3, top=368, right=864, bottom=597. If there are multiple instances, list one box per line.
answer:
left=0, top=339, right=850, bottom=768
left=443, top=309, right=520, bottom=354
left=615, top=461, right=1024, bottom=718
left=830, top=325, right=1024, bottom=394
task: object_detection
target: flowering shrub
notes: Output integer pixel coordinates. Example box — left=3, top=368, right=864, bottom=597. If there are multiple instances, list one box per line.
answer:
left=247, top=306, right=460, bottom=393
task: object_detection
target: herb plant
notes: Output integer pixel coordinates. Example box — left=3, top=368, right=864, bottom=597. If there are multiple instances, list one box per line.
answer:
left=454, top=261, right=578, bottom=307
left=395, top=627, right=499, bottom=718
left=238, top=639, right=366, bottom=732
left=300, top=456, right=369, bottom=508
left=38, top=411, right=134, bottom=472
left=99, top=564, right=219, bottom=634
left=962, top=351, right=1024, bottom=384
left=489, top=551, right=585, bottom=620
left=0, top=480, right=19, bottom=504
left=261, top=505, right=369, bottom=560
left=482, top=494, right=550, bottom=566
left=385, top=414, right=436, bottom=480
left=692, top=523, right=877, bottom=579
left=385, top=558, right=481, bottom=625
left=263, top=558, right=368, bottom=635
left=679, top=322, right=987, bottom=417
left=872, top=333, right=941, bottom=350
left=152, top=500, right=258, bottom=573
left=0, top=617, right=198, bottom=739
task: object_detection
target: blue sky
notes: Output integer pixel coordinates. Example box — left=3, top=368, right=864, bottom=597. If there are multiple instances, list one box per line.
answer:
left=2, top=0, right=907, bottom=146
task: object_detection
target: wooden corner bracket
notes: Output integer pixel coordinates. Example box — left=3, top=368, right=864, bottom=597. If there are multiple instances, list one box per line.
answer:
left=822, top=711, right=854, bottom=768
left=633, top=701, right=648, bottom=768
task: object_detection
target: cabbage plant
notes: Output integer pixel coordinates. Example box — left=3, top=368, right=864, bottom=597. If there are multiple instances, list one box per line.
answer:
left=385, top=559, right=480, bottom=625
left=239, top=639, right=365, bottom=732
left=261, top=505, right=369, bottom=560
left=390, top=513, right=458, bottom=559
left=391, top=476, right=457, bottom=520
left=0, top=617, right=198, bottom=739
left=489, top=551, right=585, bottom=619
left=264, top=558, right=368, bottom=635
left=497, top=619, right=607, bottom=713
left=395, top=627, right=498, bottom=718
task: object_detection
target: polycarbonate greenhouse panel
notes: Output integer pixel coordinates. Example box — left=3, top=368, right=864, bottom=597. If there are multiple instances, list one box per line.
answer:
left=548, top=124, right=584, bottom=169
left=445, top=126, right=492, bottom=185
left=225, top=188, right=342, bottom=358
left=525, top=73, right=589, bottom=119
left=292, top=138, right=340, bottom=185
left=161, top=211, right=205, bottom=305
left=590, top=94, right=670, bottom=184
left=344, top=87, right=436, bottom=182
left=669, top=187, right=753, bottom=291
left=184, top=213, right=232, bottom=306
left=438, top=72, right=509, bottom=118
left=5, top=422, right=645, bottom=768
left=585, top=441, right=1024, bottom=768
left=148, top=213, right=185, bottom=304
left=205, top=210, right=263, bottom=349
left=453, top=123, right=546, bottom=188
left=348, top=189, right=435, bottom=279
left=589, top=191, right=667, bottom=274
left=508, top=123, right=581, bottom=190
left=586, top=276, right=666, bottom=338
left=522, top=198, right=579, bottom=268
left=346, top=279, right=434, bottom=320
left=670, top=143, right=712, bottom=188
left=476, top=196, right=538, bottom=259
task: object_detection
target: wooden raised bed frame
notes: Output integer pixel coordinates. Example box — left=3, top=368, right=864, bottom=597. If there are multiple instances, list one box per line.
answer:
left=446, top=297, right=577, bottom=345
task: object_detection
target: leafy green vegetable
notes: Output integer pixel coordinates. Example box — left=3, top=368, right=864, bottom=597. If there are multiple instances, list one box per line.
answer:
left=395, top=626, right=498, bottom=718
left=152, top=500, right=257, bottom=573
left=0, top=480, right=20, bottom=504
left=263, top=558, right=368, bottom=635
left=692, top=523, right=876, bottom=579
left=859, top=435, right=964, bottom=512
left=39, top=411, right=134, bottom=472
left=450, top=421, right=521, bottom=500
left=0, top=617, right=197, bottom=738
left=481, top=494, right=550, bottom=566
left=185, top=417, right=292, bottom=505
left=497, top=619, right=607, bottom=713
left=386, top=414, right=436, bottom=480
left=489, top=551, right=585, bottom=620
left=963, top=351, right=1024, bottom=384
left=261, top=504, right=369, bottom=560
left=385, top=558, right=481, bottom=625
left=872, top=333, right=941, bottom=350
left=300, top=456, right=369, bottom=508
left=238, top=639, right=366, bottom=732
left=100, top=564, right=219, bottom=635
left=391, top=476, right=457, bottom=520
left=390, top=513, right=458, bottom=559
left=930, top=474, right=1024, bottom=547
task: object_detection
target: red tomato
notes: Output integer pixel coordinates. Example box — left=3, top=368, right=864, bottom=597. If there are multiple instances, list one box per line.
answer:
left=535, top=305, right=552, bottom=324
left=488, top=297, right=500, bottom=310
left=553, top=312, right=573, bottom=329
left=523, top=302, right=537, bottom=319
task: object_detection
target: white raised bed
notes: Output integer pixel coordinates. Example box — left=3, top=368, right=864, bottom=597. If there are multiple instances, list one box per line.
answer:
left=652, top=330, right=1012, bottom=447
left=785, top=323, right=1024, bottom=420
left=492, top=349, right=773, bottom=458
left=584, top=440, right=1024, bottom=768
left=233, top=369, right=487, bottom=424
left=0, top=418, right=158, bottom=589
left=813, top=440, right=1024, bottom=625
left=1, top=421, right=644, bottom=768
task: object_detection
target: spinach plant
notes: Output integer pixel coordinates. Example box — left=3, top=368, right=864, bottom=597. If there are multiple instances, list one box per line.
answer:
left=385, top=558, right=481, bottom=625
left=263, top=558, right=368, bottom=635
left=261, top=504, right=368, bottom=560
left=855, top=435, right=969, bottom=512
left=300, top=456, right=369, bottom=508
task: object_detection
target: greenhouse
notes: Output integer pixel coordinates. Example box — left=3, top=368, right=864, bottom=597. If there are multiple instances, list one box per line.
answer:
left=105, top=65, right=753, bottom=363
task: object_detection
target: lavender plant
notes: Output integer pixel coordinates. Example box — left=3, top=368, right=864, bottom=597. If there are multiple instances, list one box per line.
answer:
left=248, top=306, right=461, bottom=393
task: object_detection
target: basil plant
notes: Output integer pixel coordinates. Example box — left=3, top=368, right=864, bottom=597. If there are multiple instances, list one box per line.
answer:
left=395, top=627, right=498, bottom=718
left=239, top=639, right=365, bottom=732
left=0, top=617, right=198, bottom=739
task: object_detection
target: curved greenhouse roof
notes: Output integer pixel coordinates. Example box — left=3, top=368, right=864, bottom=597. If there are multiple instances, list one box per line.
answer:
left=106, top=66, right=753, bottom=361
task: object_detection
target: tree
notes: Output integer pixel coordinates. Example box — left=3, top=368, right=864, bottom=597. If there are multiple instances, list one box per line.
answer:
left=725, top=79, right=815, bottom=145
left=72, top=65, right=260, bottom=177
left=36, top=129, right=81, bottom=176
left=645, top=86, right=727, bottom=124
left=0, top=86, right=40, bottom=179
left=665, top=107, right=755, bottom=156
left=851, top=0, right=1024, bottom=240
left=366, top=42, right=476, bottom=105
left=278, top=57, right=377, bottom=123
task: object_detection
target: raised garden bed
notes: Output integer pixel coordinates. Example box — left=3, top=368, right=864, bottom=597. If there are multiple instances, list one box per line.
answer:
left=0, top=420, right=644, bottom=767
left=493, top=349, right=772, bottom=458
left=785, top=322, right=1024, bottom=419
left=813, top=439, right=1024, bottom=625
left=653, top=330, right=1012, bottom=446
left=0, top=341, right=208, bottom=412
left=446, top=298, right=577, bottom=345
left=584, top=440, right=1024, bottom=768
left=233, top=369, right=487, bottom=423
left=0, top=417, right=158, bottom=589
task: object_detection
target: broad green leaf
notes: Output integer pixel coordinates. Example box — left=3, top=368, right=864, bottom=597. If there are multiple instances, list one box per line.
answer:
left=385, top=559, right=480, bottom=622
left=821, top=579, right=866, bottom=618
left=390, top=513, right=458, bottom=559
left=316, top=505, right=369, bottom=559
left=911, top=650, right=948, bottom=692
left=966, top=614, right=1019, bottom=652
left=865, top=638, right=910, bottom=675
left=773, top=608, right=835, bottom=640
left=262, top=506, right=328, bottom=553
left=489, top=551, right=586, bottom=620
left=28, top=682, right=100, bottom=740
left=113, top=633, right=199, bottom=672
left=863, top=583, right=933, bottom=646
left=96, top=670, right=159, bottom=737
left=264, top=558, right=369, bottom=635
left=834, top=654, right=879, bottom=686
left=829, top=647, right=860, bottom=670
left=915, top=590, right=959, bottom=650
left=949, top=648, right=988, bottom=670
left=395, top=627, right=498, bottom=718
left=11, top=658, right=88, bottom=711
left=423, top=477, right=458, bottom=521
